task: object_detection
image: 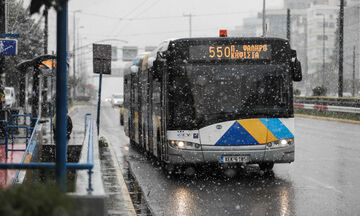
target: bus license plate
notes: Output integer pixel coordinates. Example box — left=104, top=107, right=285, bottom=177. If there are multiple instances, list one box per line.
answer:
left=221, top=156, right=249, bottom=163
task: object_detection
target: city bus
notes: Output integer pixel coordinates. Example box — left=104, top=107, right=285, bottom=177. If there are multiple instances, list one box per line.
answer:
left=123, top=36, right=302, bottom=171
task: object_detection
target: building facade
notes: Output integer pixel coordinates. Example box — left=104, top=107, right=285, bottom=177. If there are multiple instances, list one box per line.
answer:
left=306, top=4, right=338, bottom=91
left=344, top=3, right=360, bottom=94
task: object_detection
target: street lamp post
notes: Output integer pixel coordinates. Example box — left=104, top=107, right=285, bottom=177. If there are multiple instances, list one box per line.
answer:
left=262, top=0, right=266, bottom=37
left=72, top=10, right=81, bottom=101
left=317, top=13, right=326, bottom=87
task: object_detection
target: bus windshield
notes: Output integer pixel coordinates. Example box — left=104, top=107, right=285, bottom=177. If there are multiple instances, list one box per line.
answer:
left=168, top=64, right=291, bottom=129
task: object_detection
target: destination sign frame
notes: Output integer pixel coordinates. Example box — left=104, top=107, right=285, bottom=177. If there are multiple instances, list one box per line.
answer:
left=189, top=44, right=271, bottom=61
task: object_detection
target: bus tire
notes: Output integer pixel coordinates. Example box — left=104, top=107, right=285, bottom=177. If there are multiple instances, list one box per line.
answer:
left=120, top=114, right=124, bottom=125
left=130, top=139, right=136, bottom=146
left=259, top=162, right=274, bottom=171
left=156, top=129, right=161, bottom=160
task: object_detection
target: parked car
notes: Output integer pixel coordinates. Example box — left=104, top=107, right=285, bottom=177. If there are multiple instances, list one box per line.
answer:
left=111, top=94, right=124, bottom=107
left=5, top=87, right=16, bottom=108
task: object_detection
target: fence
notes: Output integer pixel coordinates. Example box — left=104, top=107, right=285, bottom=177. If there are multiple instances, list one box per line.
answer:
left=0, top=113, right=95, bottom=191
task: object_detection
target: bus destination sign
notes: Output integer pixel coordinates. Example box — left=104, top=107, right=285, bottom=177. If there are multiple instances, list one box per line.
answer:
left=189, top=44, right=271, bottom=60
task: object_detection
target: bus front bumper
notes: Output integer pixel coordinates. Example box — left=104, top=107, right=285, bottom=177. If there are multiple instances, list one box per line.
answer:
left=167, top=145, right=294, bottom=165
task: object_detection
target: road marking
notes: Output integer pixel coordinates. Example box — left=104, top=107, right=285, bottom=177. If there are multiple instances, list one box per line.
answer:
left=304, top=176, right=343, bottom=194
left=102, top=135, right=137, bottom=216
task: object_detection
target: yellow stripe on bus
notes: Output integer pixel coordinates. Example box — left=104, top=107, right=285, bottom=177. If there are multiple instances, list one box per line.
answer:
left=237, top=119, right=277, bottom=144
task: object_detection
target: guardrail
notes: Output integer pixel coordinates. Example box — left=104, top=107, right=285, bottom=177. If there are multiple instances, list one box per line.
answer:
left=294, top=96, right=360, bottom=107
left=0, top=114, right=95, bottom=191
left=294, top=103, right=360, bottom=114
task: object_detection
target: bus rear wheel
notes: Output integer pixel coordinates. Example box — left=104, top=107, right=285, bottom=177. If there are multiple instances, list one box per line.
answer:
left=259, top=162, right=274, bottom=171
left=120, top=114, right=124, bottom=125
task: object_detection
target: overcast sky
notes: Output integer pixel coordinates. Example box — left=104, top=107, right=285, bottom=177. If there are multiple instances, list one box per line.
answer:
left=44, top=0, right=283, bottom=52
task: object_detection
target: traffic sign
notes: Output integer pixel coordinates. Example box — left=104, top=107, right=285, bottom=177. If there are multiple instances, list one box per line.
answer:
left=0, top=39, right=17, bottom=55
left=93, top=44, right=111, bottom=74
left=0, top=33, right=20, bottom=38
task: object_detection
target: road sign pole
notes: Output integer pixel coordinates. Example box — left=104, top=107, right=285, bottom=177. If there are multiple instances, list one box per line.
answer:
left=96, top=66, right=103, bottom=135
left=55, top=1, right=68, bottom=192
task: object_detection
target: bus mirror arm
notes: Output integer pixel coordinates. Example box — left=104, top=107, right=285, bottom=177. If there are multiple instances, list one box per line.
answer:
left=292, top=58, right=302, bottom=82
left=157, top=50, right=170, bottom=59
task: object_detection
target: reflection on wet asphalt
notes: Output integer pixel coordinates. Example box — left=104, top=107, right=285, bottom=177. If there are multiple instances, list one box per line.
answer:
left=95, top=103, right=360, bottom=216
left=127, top=147, right=295, bottom=216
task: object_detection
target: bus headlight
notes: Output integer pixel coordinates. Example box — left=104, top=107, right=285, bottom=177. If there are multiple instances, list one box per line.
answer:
left=169, top=140, right=201, bottom=150
left=177, top=141, right=185, bottom=148
left=268, top=138, right=294, bottom=148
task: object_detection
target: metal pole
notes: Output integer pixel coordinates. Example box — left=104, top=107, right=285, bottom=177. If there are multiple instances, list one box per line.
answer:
left=73, top=12, right=76, bottom=101
left=44, top=6, right=48, bottom=54
left=32, top=67, right=40, bottom=122
left=286, top=8, right=291, bottom=42
left=339, top=0, right=344, bottom=97
left=262, top=0, right=266, bottom=37
left=322, top=15, right=325, bottom=87
left=353, top=46, right=356, bottom=97
left=43, top=6, right=49, bottom=116
left=0, top=0, right=6, bottom=76
left=96, top=69, right=103, bottom=135
left=55, top=1, right=68, bottom=192
left=50, top=51, right=55, bottom=145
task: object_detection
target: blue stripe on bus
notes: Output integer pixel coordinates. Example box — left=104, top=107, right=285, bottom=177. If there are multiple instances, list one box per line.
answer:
left=260, top=118, right=294, bottom=139
left=216, top=121, right=259, bottom=145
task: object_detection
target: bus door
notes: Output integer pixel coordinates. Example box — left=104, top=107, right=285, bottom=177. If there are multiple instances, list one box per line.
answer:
left=148, top=70, right=154, bottom=154
left=129, top=73, right=136, bottom=143
left=161, top=64, right=168, bottom=161
left=138, top=68, right=143, bottom=146
left=151, top=74, right=162, bottom=158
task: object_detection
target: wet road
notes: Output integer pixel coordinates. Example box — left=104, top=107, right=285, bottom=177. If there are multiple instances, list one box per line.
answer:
left=96, top=103, right=360, bottom=216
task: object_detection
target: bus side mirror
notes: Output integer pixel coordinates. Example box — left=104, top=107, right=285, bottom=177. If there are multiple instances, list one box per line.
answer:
left=157, top=50, right=169, bottom=59
left=292, top=58, right=302, bottom=82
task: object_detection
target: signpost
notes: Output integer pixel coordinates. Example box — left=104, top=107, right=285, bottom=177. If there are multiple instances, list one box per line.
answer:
left=0, top=39, right=17, bottom=55
left=93, top=44, right=111, bottom=135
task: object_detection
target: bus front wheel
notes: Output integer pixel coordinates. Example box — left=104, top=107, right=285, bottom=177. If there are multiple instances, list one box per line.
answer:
left=259, top=162, right=274, bottom=171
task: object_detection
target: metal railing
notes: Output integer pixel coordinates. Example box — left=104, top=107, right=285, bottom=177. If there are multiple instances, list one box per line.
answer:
left=0, top=114, right=95, bottom=191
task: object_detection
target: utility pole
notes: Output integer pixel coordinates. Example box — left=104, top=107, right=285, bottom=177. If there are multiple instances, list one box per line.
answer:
left=286, top=8, right=291, bottom=43
left=262, top=0, right=266, bottom=36
left=44, top=6, right=48, bottom=54
left=183, top=13, right=192, bottom=37
left=73, top=10, right=81, bottom=101
left=322, top=15, right=325, bottom=87
left=43, top=6, right=49, bottom=116
left=353, top=46, right=356, bottom=97
left=338, top=0, right=344, bottom=97
left=316, top=13, right=326, bottom=87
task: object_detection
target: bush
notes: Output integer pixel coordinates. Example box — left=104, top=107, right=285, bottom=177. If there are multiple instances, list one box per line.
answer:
left=0, top=183, right=78, bottom=216
left=312, top=86, right=327, bottom=96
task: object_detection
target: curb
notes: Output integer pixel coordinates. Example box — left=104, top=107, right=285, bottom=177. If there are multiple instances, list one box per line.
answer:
left=295, top=113, right=360, bottom=125
left=100, top=135, right=137, bottom=216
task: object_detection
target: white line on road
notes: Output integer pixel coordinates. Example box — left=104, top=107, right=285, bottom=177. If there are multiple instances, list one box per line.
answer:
left=303, top=176, right=343, bottom=194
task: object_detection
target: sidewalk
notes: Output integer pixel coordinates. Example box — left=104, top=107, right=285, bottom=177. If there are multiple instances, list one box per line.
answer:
left=69, top=105, right=136, bottom=216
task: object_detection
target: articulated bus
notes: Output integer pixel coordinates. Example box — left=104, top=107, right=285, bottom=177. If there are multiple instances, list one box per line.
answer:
left=123, top=36, right=302, bottom=171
